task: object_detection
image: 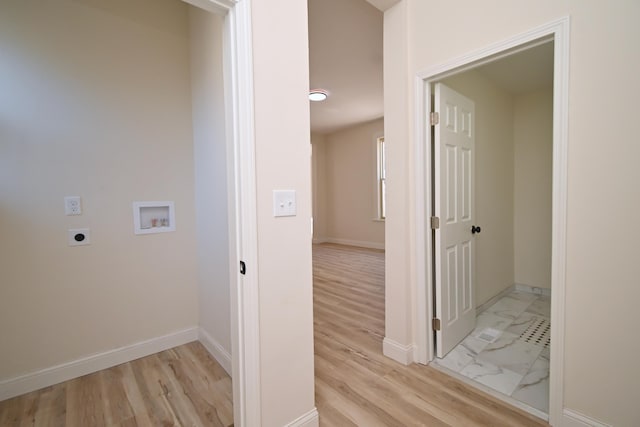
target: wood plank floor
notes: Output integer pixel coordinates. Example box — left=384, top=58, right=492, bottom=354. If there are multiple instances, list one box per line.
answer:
left=2, top=243, right=548, bottom=427
left=0, top=341, right=233, bottom=427
left=313, top=243, right=548, bottom=427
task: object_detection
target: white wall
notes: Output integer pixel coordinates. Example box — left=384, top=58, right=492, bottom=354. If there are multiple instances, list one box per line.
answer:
left=514, top=89, right=553, bottom=289
left=383, top=0, right=412, bottom=350
left=317, top=118, right=385, bottom=248
left=442, top=71, right=515, bottom=307
left=251, top=0, right=317, bottom=425
left=0, top=0, right=198, bottom=381
left=188, top=7, right=231, bottom=370
left=384, top=1, right=640, bottom=425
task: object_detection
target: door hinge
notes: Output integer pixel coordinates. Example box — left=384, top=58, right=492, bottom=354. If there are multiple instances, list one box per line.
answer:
left=432, top=318, right=441, bottom=331
left=431, top=216, right=440, bottom=230
left=430, top=112, right=439, bottom=126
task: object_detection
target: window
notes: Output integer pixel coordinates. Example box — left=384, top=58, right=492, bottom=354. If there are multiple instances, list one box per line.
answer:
left=377, top=136, right=386, bottom=219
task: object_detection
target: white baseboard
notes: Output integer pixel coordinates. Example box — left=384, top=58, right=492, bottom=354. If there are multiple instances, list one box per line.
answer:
left=285, top=407, right=319, bottom=427
left=382, top=338, right=414, bottom=365
left=198, top=327, right=232, bottom=376
left=562, top=409, right=611, bottom=427
left=312, top=237, right=328, bottom=244
left=477, top=285, right=515, bottom=314
left=515, top=283, right=552, bottom=297
left=324, top=237, right=385, bottom=250
left=477, top=284, right=552, bottom=314
left=0, top=327, right=198, bottom=402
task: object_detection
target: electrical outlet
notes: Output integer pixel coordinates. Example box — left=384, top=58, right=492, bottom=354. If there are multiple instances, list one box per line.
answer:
left=64, top=196, right=82, bottom=215
left=68, top=228, right=90, bottom=246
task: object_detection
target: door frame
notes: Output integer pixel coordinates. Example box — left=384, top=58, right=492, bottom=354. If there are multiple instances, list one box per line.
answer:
left=182, top=1, right=260, bottom=426
left=413, top=17, right=569, bottom=425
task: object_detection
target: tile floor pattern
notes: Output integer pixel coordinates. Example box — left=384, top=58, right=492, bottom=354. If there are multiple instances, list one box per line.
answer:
left=434, top=290, right=551, bottom=413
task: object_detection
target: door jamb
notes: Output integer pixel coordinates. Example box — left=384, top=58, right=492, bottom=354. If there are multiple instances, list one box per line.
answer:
left=413, top=17, right=569, bottom=425
left=181, top=1, right=261, bottom=426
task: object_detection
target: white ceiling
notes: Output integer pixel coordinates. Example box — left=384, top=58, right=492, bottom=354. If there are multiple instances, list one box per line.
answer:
left=308, top=1, right=553, bottom=134
left=475, top=42, right=554, bottom=95
left=308, top=0, right=383, bottom=134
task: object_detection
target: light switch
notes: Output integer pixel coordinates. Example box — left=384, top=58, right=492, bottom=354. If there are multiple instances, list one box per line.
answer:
left=273, top=190, right=296, bottom=217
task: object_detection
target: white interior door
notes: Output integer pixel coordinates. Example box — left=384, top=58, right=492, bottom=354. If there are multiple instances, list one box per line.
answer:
left=434, top=83, right=477, bottom=358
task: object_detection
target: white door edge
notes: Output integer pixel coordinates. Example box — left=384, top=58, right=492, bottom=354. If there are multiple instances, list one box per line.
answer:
left=227, top=2, right=262, bottom=426
left=412, top=16, right=570, bottom=426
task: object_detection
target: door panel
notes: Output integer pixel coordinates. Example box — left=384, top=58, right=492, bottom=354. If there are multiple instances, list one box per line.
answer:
left=435, top=83, right=476, bottom=358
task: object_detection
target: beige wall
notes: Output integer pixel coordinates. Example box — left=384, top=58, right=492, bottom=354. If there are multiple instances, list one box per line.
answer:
left=251, top=0, right=317, bottom=424
left=442, top=71, right=515, bottom=307
left=0, top=0, right=198, bottom=380
left=514, top=89, right=553, bottom=289
left=383, top=0, right=412, bottom=348
left=317, top=118, right=385, bottom=248
left=384, top=0, right=640, bottom=425
left=188, top=8, right=231, bottom=360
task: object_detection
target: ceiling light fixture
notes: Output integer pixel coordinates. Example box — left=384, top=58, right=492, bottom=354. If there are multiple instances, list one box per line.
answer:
left=309, top=89, right=328, bottom=102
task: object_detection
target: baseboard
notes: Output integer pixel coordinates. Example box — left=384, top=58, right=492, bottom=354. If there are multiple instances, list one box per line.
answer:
left=312, top=237, right=328, bottom=244
left=382, top=337, right=414, bottom=365
left=515, top=283, right=552, bottom=297
left=562, top=409, right=611, bottom=427
left=0, top=327, right=198, bottom=402
left=477, top=284, right=552, bottom=314
left=324, top=237, right=385, bottom=250
left=198, top=327, right=232, bottom=376
left=285, top=407, right=319, bottom=427
left=476, top=285, right=516, bottom=314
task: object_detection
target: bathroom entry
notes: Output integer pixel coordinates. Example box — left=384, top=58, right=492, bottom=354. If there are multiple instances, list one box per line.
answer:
left=430, top=41, right=555, bottom=415
left=432, top=41, right=554, bottom=357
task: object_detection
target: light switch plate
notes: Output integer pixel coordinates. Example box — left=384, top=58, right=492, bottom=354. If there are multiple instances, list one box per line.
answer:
left=273, top=190, right=296, bottom=217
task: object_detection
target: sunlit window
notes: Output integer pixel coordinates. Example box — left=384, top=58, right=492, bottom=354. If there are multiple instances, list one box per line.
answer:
left=377, top=137, right=386, bottom=219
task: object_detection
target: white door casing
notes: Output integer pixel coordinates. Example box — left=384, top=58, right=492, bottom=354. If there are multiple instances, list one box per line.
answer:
left=414, top=18, right=569, bottom=424
left=434, top=83, right=476, bottom=358
left=182, top=0, right=261, bottom=425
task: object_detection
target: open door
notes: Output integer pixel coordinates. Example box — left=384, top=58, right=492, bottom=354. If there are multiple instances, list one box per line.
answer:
left=434, top=83, right=477, bottom=358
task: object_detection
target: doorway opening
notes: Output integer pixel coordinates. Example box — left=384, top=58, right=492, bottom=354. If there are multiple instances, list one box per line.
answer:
left=414, top=18, right=569, bottom=425
left=431, top=40, right=554, bottom=417
left=182, top=0, right=259, bottom=425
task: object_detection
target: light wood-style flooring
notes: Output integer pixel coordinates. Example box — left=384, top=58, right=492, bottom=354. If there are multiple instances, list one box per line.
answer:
left=0, top=341, right=233, bottom=427
left=1, top=244, right=548, bottom=426
left=313, top=243, right=548, bottom=426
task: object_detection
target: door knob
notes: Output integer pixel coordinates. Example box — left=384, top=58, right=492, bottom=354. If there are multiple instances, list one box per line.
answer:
left=471, top=225, right=481, bottom=234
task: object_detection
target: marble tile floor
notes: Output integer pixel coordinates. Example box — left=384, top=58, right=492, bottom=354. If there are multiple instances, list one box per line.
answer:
left=434, top=290, right=551, bottom=414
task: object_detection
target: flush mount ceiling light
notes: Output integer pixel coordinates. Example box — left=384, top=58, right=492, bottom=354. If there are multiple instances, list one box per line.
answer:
left=309, top=89, right=328, bottom=102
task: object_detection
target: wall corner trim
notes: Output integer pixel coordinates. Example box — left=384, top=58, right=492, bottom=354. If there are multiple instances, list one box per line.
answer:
left=285, top=407, right=320, bottom=427
left=382, top=338, right=415, bottom=365
left=562, top=409, right=611, bottom=427
left=198, top=327, right=232, bottom=376
left=0, top=327, right=198, bottom=402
